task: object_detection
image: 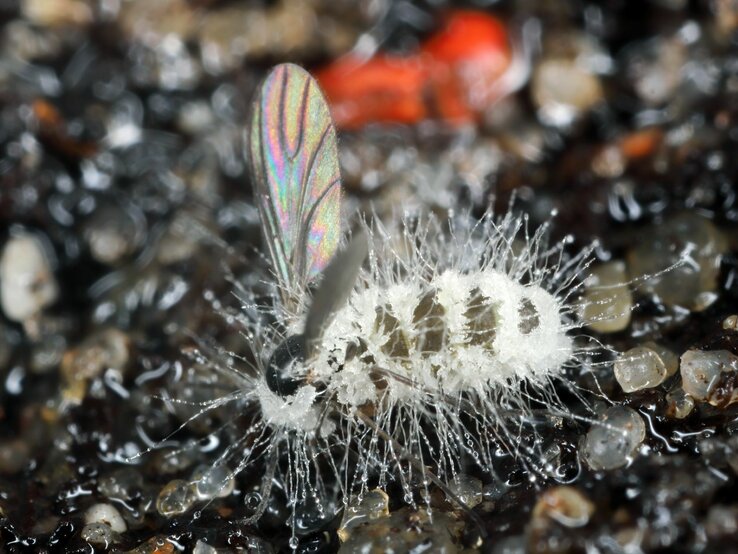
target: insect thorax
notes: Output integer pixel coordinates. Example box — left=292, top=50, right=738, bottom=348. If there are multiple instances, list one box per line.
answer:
left=310, top=267, right=573, bottom=410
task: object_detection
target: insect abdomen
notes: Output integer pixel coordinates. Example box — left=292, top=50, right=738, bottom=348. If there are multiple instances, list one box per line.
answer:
left=316, top=268, right=573, bottom=406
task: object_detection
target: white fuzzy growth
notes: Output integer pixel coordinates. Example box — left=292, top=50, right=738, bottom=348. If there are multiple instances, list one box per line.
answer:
left=313, top=268, right=572, bottom=408
left=256, top=381, right=321, bottom=431
left=253, top=211, right=585, bottom=435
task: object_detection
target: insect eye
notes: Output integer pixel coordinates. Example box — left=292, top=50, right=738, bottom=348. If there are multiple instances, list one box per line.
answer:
left=266, top=334, right=306, bottom=397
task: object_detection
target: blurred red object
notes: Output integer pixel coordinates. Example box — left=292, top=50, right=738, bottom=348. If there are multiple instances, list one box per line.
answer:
left=316, top=11, right=515, bottom=129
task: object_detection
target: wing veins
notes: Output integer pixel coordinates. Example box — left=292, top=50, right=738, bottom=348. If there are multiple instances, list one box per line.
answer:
left=295, top=177, right=340, bottom=281
left=256, top=103, right=291, bottom=288
left=293, top=122, right=333, bottom=281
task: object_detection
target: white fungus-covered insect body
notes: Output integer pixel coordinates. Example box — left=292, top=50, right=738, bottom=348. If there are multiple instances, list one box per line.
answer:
left=249, top=205, right=592, bottom=492
left=313, top=266, right=573, bottom=410
left=159, top=63, right=608, bottom=546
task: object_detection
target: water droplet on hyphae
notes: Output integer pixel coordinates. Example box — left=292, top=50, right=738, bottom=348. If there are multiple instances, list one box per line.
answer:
left=291, top=489, right=339, bottom=534
left=244, top=491, right=261, bottom=511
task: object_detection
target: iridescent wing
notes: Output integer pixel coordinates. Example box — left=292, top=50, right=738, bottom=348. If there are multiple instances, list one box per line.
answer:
left=248, top=64, right=342, bottom=305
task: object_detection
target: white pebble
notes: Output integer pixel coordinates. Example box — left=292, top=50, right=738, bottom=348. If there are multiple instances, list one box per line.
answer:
left=84, top=503, right=127, bottom=533
left=531, top=59, right=604, bottom=127
left=531, top=486, right=595, bottom=528
left=0, top=234, right=58, bottom=323
left=614, top=343, right=676, bottom=392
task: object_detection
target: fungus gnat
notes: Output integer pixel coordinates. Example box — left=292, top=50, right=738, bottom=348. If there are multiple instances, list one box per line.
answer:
left=144, top=63, right=617, bottom=547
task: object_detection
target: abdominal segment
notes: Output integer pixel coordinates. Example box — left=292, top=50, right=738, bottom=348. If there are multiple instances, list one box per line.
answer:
left=313, top=268, right=574, bottom=407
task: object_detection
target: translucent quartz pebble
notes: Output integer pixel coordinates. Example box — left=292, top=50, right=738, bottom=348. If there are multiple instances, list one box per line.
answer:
left=61, top=328, right=131, bottom=404
left=177, top=101, right=215, bottom=135
left=118, top=0, right=197, bottom=45
left=98, top=467, right=144, bottom=501
left=493, top=536, right=526, bottom=553
left=582, top=261, right=632, bottom=333
left=191, top=464, right=234, bottom=500
left=482, top=481, right=509, bottom=502
left=531, top=486, right=595, bottom=528
left=646, top=342, right=679, bottom=376
left=591, top=144, right=626, bottom=178
left=680, top=349, right=738, bottom=405
left=0, top=439, right=30, bottom=473
left=199, top=3, right=321, bottom=74
left=624, top=36, right=685, bottom=105
left=447, top=474, right=483, bottom=509
left=706, top=505, right=738, bottom=541
left=84, top=503, right=127, bottom=533
left=61, top=328, right=130, bottom=382
left=156, top=479, right=196, bottom=517
left=614, top=342, right=678, bottom=392
left=531, top=59, right=604, bottom=128
left=337, top=488, right=389, bottom=543
left=665, top=387, right=695, bottom=419
left=193, top=541, right=217, bottom=554
left=338, top=506, right=459, bottom=552
left=723, top=315, right=738, bottom=331
left=153, top=442, right=200, bottom=474
left=627, top=213, right=727, bottom=311
left=0, top=234, right=58, bottom=323
left=80, top=522, right=116, bottom=547
left=83, top=205, right=144, bottom=265
left=582, top=406, right=646, bottom=470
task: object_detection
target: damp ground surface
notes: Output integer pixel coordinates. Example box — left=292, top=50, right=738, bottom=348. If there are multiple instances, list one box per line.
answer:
left=1, top=1, right=738, bottom=553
